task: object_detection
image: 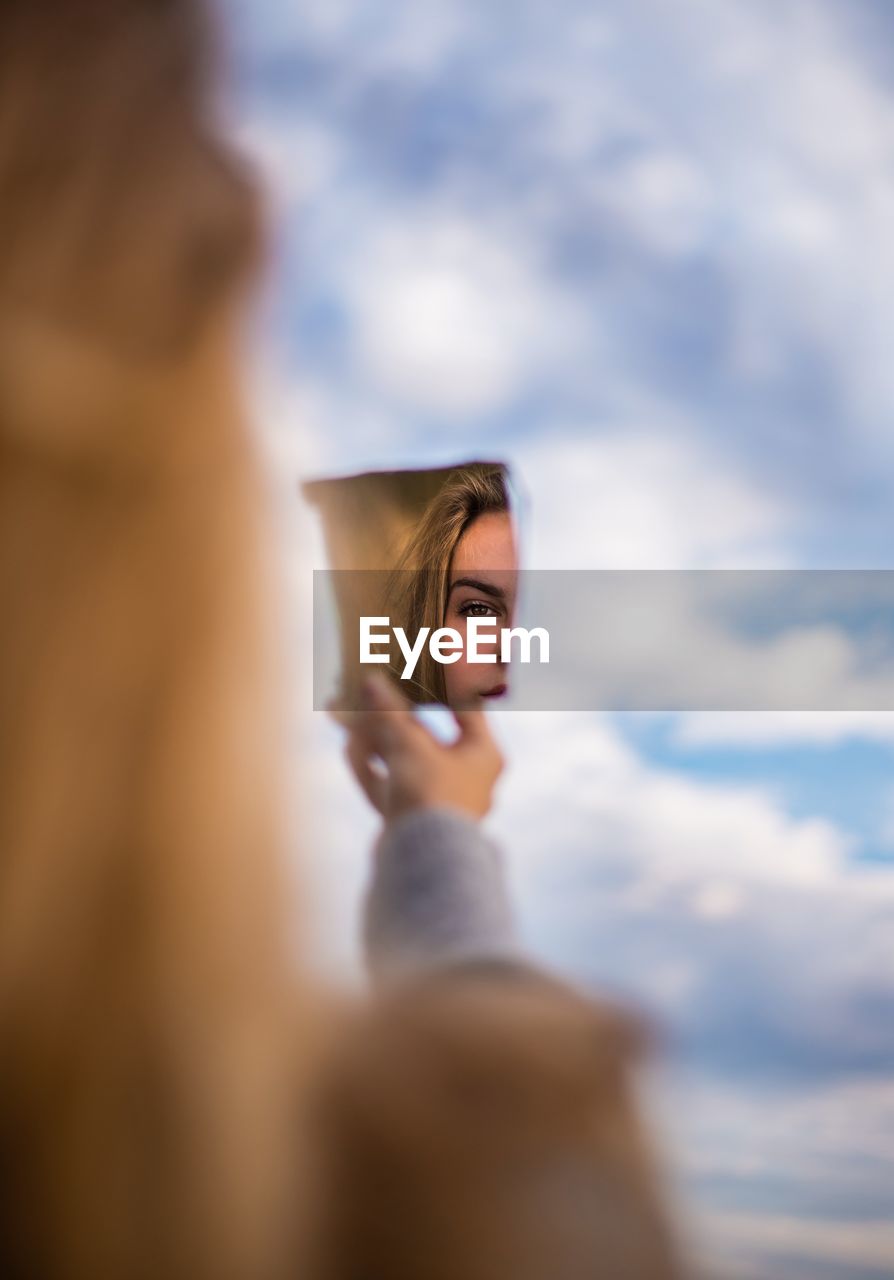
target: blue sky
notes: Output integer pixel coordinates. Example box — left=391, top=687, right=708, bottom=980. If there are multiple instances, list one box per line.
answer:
left=221, top=2, right=894, bottom=1275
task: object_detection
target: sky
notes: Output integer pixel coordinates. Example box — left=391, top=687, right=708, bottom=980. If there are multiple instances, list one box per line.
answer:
left=220, top=2, right=894, bottom=1275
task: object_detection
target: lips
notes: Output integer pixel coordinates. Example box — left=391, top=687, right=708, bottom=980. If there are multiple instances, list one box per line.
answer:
left=481, top=683, right=508, bottom=699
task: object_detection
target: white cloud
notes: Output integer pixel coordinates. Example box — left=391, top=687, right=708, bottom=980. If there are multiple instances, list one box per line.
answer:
left=481, top=711, right=894, bottom=1174
left=589, top=148, right=714, bottom=259
left=674, top=711, right=894, bottom=749
left=699, top=1210, right=894, bottom=1277
left=690, top=880, right=745, bottom=921
left=661, top=1072, right=894, bottom=1276
left=491, top=712, right=852, bottom=904
left=666, top=0, right=894, bottom=432
left=518, top=575, right=894, bottom=715
left=344, top=214, right=582, bottom=418
left=293, top=705, right=892, bottom=992
left=514, top=429, right=793, bottom=569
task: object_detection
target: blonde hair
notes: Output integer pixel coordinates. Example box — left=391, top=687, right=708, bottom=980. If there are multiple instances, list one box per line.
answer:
left=0, top=4, right=302, bottom=1279
left=310, top=964, right=683, bottom=1280
left=388, top=466, right=510, bottom=702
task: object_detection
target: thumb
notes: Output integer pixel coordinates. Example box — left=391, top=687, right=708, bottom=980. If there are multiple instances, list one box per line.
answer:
left=361, top=674, right=421, bottom=755
left=451, top=703, right=492, bottom=744
left=451, top=706, right=504, bottom=777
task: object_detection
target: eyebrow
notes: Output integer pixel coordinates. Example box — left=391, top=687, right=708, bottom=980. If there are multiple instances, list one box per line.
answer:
left=448, top=576, right=507, bottom=603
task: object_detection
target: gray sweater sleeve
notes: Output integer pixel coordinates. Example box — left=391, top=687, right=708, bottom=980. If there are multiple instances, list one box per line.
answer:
left=362, top=807, right=519, bottom=981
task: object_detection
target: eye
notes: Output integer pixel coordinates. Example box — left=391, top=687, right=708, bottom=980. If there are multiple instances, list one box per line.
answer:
left=459, top=599, right=501, bottom=618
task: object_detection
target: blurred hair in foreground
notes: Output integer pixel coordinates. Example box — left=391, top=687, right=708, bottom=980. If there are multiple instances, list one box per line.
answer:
left=0, top=3, right=685, bottom=1280
left=311, top=962, right=683, bottom=1280
left=0, top=2, right=302, bottom=1277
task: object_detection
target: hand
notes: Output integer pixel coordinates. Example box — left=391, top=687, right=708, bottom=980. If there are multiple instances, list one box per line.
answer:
left=333, top=675, right=505, bottom=823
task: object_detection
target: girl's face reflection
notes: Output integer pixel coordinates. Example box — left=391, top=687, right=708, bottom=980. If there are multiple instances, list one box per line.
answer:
left=443, top=510, right=518, bottom=706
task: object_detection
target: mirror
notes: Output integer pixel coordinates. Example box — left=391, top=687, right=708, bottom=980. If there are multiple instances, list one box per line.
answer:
left=303, top=461, right=519, bottom=708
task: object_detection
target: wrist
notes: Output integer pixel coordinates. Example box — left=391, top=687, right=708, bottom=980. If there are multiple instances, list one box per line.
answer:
left=383, top=800, right=485, bottom=831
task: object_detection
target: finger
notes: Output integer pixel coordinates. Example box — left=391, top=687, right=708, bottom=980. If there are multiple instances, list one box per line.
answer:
left=344, top=734, right=387, bottom=814
left=451, top=707, right=505, bottom=781
left=327, top=691, right=368, bottom=732
left=326, top=700, right=353, bottom=730
left=360, top=674, right=427, bottom=756
left=327, top=690, right=390, bottom=750
left=362, top=671, right=412, bottom=713
left=450, top=702, right=492, bottom=743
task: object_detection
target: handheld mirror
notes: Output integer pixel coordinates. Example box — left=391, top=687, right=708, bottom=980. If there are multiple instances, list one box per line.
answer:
left=303, top=461, right=520, bottom=709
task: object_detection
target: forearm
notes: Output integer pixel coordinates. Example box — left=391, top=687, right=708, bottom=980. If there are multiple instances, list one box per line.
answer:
left=363, top=807, right=518, bottom=982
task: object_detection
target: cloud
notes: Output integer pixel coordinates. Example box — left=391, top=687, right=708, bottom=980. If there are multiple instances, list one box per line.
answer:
left=234, top=116, right=345, bottom=213
left=236, top=0, right=473, bottom=74
left=514, top=570, right=894, bottom=713
left=492, top=712, right=851, bottom=897
left=489, top=711, right=894, bottom=1085
left=696, top=1209, right=894, bottom=1278
left=633, top=0, right=894, bottom=438
left=514, top=430, right=794, bottom=569
left=587, top=147, right=714, bottom=260
left=662, top=1072, right=894, bottom=1277
left=342, top=213, right=582, bottom=419
left=674, top=711, right=894, bottom=749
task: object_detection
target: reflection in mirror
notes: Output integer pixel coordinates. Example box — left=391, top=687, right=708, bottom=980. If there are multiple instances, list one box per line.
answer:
left=303, top=462, right=518, bottom=707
